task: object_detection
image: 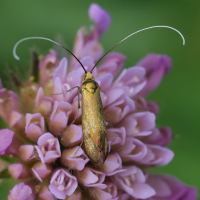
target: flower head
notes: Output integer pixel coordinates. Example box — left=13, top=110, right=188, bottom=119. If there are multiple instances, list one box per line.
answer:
left=0, top=3, right=197, bottom=200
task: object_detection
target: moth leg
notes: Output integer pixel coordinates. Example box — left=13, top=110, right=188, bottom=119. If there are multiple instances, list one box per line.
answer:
left=74, top=140, right=83, bottom=155
left=51, top=86, right=80, bottom=95
left=69, top=87, right=82, bottom=125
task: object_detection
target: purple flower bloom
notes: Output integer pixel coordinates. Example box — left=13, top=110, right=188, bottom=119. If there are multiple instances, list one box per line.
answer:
left=8, top=183, right=32, bottom=200
left=60, top=146, right=89, bottom=170
left=145, top=127, right=173, bottom=146
left=32, top=161, right=52, bottom=182
left=88, top=181, right=118, bottom=200
left=147, top=174, right=197, bottom=200
left=49, top=168, right=78, bottom=199
left=117, top=111, right=155, bottom=137
left=76, top=167, right=106, bottom=189
left=0, top=129, right=14, bottom=155
left=39, top=191, right=55, bottom=200
left=97, top=153, right=125, bottom=176
left=107, top=127, right=126, bottom=146
left=97, top=52, right=126, bottom=77
left=8, top=163, right=31, bottom=180
left=35, top=132, right=61, bottom=163
left=0, top=3, right=197, bottom=200
left=136, top=53, right=172, bottom=96
left=112, top=166, right=156, bottom=199
left=49, top=101, right=72, bottom=136
left=89, top=3, right=111, bottom=37
left=61, top=124, right=83, bottom=147
left=39, top=50, right=59, bottom=89
left=25, top=113, right=46, bottom=142
left=0, top=85, right=21, bottom=125
left=35, top=87, right=54, bottom=117
left=5, top=134, right=22, bottom=156
left=114, top=66, right=146, bottom=97
left=141, top=144, right=174, bottom=166
left=19, top=145, right=35, bottom=161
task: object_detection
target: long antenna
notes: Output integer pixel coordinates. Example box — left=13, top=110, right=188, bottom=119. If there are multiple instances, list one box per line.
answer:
left=90, top=25, right=185, bottom=73
left=13, top=37, right=87, bottom=74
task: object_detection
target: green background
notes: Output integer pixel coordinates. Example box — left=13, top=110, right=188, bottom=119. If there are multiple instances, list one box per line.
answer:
left=0, top=0, right=199, bottom=199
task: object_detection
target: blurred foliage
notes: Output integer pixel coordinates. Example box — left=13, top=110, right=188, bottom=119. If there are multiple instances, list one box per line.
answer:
left=0, top=0, right=199, bottom=198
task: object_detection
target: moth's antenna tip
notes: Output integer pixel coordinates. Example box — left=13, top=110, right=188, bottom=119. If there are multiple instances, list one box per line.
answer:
left=12, top=37, right=87, bottom=73
left=15, top=56, right=20, bottom=61
left=13, top=42, right=21, bottom=60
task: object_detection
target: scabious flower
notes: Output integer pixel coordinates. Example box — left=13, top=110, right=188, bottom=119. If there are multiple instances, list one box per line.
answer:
left=0, top=3, right=197, bottom=200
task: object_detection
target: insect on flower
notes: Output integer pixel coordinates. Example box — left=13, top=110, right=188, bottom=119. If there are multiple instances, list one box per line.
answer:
left=13, top=26, right=185, bottom=165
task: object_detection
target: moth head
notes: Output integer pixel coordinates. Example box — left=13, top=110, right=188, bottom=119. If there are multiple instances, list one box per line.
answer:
left=82, top=72, right=94, bottom=82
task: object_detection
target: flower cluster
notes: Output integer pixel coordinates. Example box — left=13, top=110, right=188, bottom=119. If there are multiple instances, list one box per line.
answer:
left=0, top=3, right=197, bottom=200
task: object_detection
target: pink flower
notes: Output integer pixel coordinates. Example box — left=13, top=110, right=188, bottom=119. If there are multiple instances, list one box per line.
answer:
left=140, top=144, right=174, bottom=166
left=32, top=161, right=52, bottom=182
left=0, top=129, right=14, bottom=155
left=8, top=163, right=31, bottom=180
left=97, top=153, right=125, bottom=176
left=35, top=132, right=61, bottom=163
left=113, top=66, right=146, bottom=97
left=76, top=167, right=106, bottom=189
left=97, top=52, right=126, bottom=77
left=39, top=50, right=59, bottom=89
left=8, top=183, right=32, bottom=200
left=61, top=124, right=83, bottom=147
left=0, top=3, right=197, bottom=200
left=117, top=111, right=155, bottom=137
left=88, top=181, right=118, bottom=200
left=112, top=137, right=147, bottom=162
left=145, top=127, right=173, bottom=146
left=60, top=146, right=89, bottom=170
left=35, top=87, right=54, bottom=117
left=5, top=134, right=22, bottom=156
left=112, top=166, right=156, bottom=199
left=0, top=87, right=21, bottom=125
left=25, top=113, right=45, bottom=142
left=89, top=3, right=111, bottom=37
left=19, top=145, right=35, bottom=161
left=49, top=101, right=72, bottom=136
left=49, top=168, right=78, bottom=199
left=147, top=174, right=197, bottom=200
left=136, top=53, right=172, bottom=96
left=107, top=127, right=126, bottom=146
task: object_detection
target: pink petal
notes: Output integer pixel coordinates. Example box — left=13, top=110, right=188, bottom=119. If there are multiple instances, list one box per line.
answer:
left=0, top=129, right=14, bottom=155
left=89, top=3, right=111, bottom=36
left=8, top=183, right=32, bottom=200
left=96, top=73, right=113, bottom=91
left=19, top=145, right=34, bottom=161
left=53, top=57, right=68, bottom=82
left=52, top=77, right=64, bottom=101
left=37, top=132, right=54, bottom=146
left=8, top=163, right=22, bottom=179
left=132, top=182, right=156, bottom=199
left=39, top=191, right=55, bottom=200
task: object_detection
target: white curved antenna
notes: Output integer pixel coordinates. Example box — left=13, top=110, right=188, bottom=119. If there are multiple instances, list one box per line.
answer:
left=13, top=37, right=87, bottom=72
left=13, top=37, right=61, bottom=60
left=119, top=26, right=185, bottom=45
left=90, top=25, right=185, bottom=71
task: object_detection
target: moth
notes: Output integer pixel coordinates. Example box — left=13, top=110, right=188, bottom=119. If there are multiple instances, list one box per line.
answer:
left=57, top=60, right=109, bottom=165
left=13, top=26, right=184, bottom=165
